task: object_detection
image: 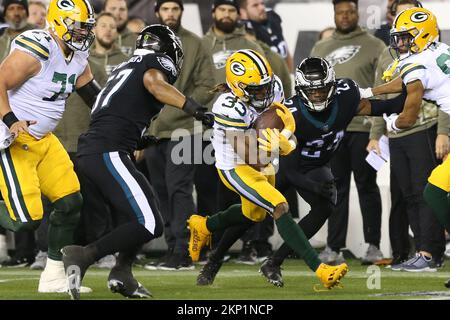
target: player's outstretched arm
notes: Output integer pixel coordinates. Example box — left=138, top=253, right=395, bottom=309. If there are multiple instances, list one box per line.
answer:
left=143, top=68, right=213, bottom=126
left=0, top=50, right=40, bottom=136
left=372, top=76, right=404, bottom=96
left=76, top=64, right=101, bottom=108
left=357, top=80, right=423, bottom=130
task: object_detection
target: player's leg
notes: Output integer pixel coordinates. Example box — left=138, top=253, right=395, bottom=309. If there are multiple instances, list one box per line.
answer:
left=62, top=152, right=163, bottom=299
left=37, top=134, right=87, bottom=293
left=0, top=135, right=44, bottom=233
left=424, top=156, right=450, bottom=232
left=264, top=166, right=336, bottom=263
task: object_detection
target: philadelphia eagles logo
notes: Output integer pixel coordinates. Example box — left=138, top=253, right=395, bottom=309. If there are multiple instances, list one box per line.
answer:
left=157, top=56, right=177, bottom=77
left=411, top=11, right=428, bottom=23
left=325, top=45, right=361, bottom=66
left=57, top=0, right=75, bottom=11
left=230, top=61, right=245, bottom=76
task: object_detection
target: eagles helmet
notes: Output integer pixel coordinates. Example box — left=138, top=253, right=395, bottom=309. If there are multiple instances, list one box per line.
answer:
left=295, top=57, right=336, bottom=112
left=136, top=24, right=184, bottom=74
left=390, top=7, right=439, bottom=60
left=225, top=49, right=275, bottom=111
left=47, top=0, right=96, bottom=51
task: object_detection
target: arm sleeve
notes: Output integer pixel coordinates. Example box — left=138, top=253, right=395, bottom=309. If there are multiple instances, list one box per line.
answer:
left=437, top=109, right=450, bottom=136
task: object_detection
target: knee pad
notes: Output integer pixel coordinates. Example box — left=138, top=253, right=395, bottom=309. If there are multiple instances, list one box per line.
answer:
left=49, top=192, right=82, bottom=226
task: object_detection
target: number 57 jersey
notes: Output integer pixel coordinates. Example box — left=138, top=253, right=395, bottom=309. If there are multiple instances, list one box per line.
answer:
left=8, top=30, right=89, bottom=139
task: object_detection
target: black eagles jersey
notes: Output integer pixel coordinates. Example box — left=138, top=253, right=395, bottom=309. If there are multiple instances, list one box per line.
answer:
left=286, top=78, right=361, bottom=170
left=245, top=9, right=288, bottom=59
left=77, top=50, right=178, bottom=155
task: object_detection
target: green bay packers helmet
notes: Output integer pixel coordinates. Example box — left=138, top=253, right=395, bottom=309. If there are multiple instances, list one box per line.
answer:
left=47, top=0, right=96, bottom=51
left=225, top=49, right=274, bottom=110
left=390, top=7, right=439, bottom=59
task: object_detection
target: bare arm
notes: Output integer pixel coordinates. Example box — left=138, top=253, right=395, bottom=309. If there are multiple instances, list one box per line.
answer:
left=372, top=76, right=403, bottom=96
left=395, top=80, right=423, bottom=128
left=0, top=50, right=41, bottom=117
left=0, top=50, right=40, bottom=135
left=143, top=68, right=186, bottom=109
left=228, top=130, right=266, bottom=169
left=75, top=63, right=94, bottom=89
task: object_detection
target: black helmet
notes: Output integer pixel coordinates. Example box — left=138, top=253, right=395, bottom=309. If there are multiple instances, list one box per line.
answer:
left=295, top=57, right=336, bottom=112
left=136, top=24, right=184, bottom=74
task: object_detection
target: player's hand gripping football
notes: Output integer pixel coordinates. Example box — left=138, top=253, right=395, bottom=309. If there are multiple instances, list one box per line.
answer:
left=258, top=128, right=296, bottom=156
left=271, top=102, right=295, bottom=138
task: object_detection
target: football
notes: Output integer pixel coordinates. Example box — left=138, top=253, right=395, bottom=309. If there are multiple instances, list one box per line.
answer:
left=252, top=106, right=284, bottom=136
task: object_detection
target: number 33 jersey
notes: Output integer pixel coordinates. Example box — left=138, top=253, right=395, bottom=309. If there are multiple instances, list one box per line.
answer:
left=8, top=30, right=89, bottom=139
left=212, top=75, right=284, bottom=170
left=398, top=42, right=450, bottom=115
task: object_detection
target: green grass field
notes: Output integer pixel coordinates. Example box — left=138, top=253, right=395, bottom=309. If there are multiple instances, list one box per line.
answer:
left=1, top=259, right=450, bottom=300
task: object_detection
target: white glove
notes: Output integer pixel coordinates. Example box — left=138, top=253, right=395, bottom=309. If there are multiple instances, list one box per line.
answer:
left=383, top=113, right=401, bottom=133
left=359, top=87, right=373, bottom=99
left=0, top=121, right=15, bottom=150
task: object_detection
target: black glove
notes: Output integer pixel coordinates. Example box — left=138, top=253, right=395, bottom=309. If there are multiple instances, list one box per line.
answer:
left=136, top=135, right=159, bottom=150
left=182, top=97, right=214, bottom=127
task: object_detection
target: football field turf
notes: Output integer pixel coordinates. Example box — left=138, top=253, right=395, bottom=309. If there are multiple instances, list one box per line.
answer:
left=1, top=259, right=450, bottom=300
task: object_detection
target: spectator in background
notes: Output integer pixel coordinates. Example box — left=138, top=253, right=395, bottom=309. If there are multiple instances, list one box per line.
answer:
left=103, top=0, right=137, bottom=56
left=27, top=0, right=45, bottom=29
left=319, top=26, right=335, bottom=41
left=311, top=0, right=386, bottom=265
left=368, top=0, right=448, bottom=271
left=127, top=16, right=146, bottom=34
left=239, top=0, right=293, bottom=72
left=143, top=0, right=215, bottom=271
left=0, top=0, right=34, bottom=61
left=90, top=12, right=128, bottom=76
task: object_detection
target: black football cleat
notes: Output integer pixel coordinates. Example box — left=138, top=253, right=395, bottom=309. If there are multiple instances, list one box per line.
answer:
left=108, top=267, right=152, bottom=298
left=197, top=258, right=223, bottom=286
left=61, top=245, right=92, bottom=300
left=259, top=258, right=284, bottom=288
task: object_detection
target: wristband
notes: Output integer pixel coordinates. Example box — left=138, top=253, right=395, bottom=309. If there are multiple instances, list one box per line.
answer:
left=3, top=112, right=19, bottom=128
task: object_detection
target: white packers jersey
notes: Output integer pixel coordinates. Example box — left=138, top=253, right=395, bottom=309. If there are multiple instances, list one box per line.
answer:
left=212, top=75, right=284, bottom=170
left=7, top=29, right=89, bottom=139
left=398, top=42, right=450, bottom=115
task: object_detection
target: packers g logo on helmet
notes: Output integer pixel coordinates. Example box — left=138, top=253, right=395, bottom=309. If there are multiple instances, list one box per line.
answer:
left=225, top=49, right=275, bottom=110
left=390, top=7, right=439, bottom=59
left=410, top=11, right=428, bottom=23
left=230, top=61, right=245, bottom=76
left=57, top=0, right=75, bottom=11
left=47, top=0, right=96, bottom=51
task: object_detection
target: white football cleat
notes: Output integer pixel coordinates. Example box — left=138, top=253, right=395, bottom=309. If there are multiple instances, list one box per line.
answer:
left=38, top=258, right=92, bottom=293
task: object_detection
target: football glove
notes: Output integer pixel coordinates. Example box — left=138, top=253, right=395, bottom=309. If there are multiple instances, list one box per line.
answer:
left=271, top=102, right=295, bottom=138
left=258, top=128, right=296, bottom=156
left=359, top=87, right=373, bottom=99
left=182, top=97, right=214, bottom=127
left=383, top=113, right=401, bottom=133
left=136, top=135, right=159, bottom=150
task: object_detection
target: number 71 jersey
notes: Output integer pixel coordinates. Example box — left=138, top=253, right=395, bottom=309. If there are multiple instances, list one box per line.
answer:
left=7, top=30, right=89, bottom=139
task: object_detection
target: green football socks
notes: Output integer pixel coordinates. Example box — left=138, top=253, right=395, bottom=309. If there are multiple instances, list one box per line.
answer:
left=275, top=213, right=322, bottom=271
left=206, top=204, right=250, bottom=232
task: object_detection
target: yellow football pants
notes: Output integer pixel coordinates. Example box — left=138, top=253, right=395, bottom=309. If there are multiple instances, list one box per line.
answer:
left=0, top=132, right=80, bottom=222
left=218, top=164, right=287, bottom=222
left=428, top=155, right=450, bottom=192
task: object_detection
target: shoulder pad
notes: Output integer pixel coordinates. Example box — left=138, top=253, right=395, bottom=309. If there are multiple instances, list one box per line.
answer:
left=13, top=30, right=52, bottom=61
